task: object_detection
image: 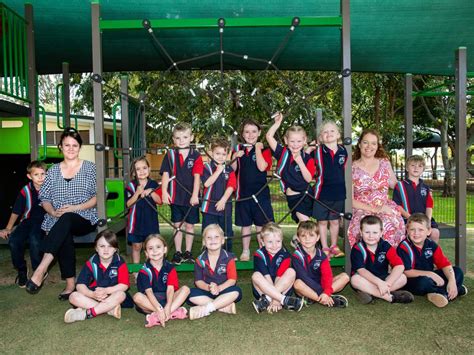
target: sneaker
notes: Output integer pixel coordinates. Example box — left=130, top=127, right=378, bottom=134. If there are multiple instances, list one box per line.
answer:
left=107, top=305, right=121, bottom=319
left=356, top=290, right=374, bottom=305
left=171, top=251, right=183, bottom=265
left=182, top=251, right=194, bottom=263
left=283, top=296, right=304, bottom=312
left=427, top=293, right=449, bottom=308
left=459, top=285, right=468, bottom=297
left=170, top=306, right=188, bottom=320
left=64, top=308, right=87, bottom=323
left=145, top=312, right=161, bottom=328
left=15, top=271, right=28, bottom=288
left=391, top=290, right=414, bottom=304
left=252, top=295, right=270, bottom=313
left=218, top=302, right=236, bottom=315
left=240, top=250, right=250, bottom=262
left=189, top=305, right=210, bottom=320
left=331, top=294, right=348, bottom=308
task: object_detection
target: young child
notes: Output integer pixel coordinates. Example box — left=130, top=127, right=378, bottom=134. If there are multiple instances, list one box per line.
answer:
left=201, top=138, right=236, bottom=252
left=188, top=224, right=242, bottom=320
left=266, top=112, right=315, bottom=223
left=64, top=230, right=132, bottom=323
left=0, top=161, right=46, bottom=287
left=350, top=215, right=414, bottom=304
left=251, top=222, right=303, bottom=313
left=161, top=123, right=203, bottom=264
left=292, top=221, right=349, bottom=307
left=397, top=213, right=467, bottom=308
left=133, top=234, right=190, bottom=327
left=125, top=156, right=161, bottom=264
left=393, top=155, right=440, bottom=243
left=308, top=120, right=347, bottom=259
left=231, top=119, right=274, bottom=261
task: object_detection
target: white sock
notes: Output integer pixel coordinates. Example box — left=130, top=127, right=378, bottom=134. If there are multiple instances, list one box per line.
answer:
left=280, top=295, right=286, bottom=305
left=205, top=302, right=216, bottom=313
left=265, top=295, right=272, bottom=303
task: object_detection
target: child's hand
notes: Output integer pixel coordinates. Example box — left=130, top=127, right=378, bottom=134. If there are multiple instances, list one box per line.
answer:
left=155, top=309, right=167, bottom=327
left=141, top=188, right=154, bottom=198
left=209, top=282, right=220, bottom=295
left=215, top=198, right=227, bottom=212
left=319, top=293, right=334, bottom=307
left=190, top=195, right=199, bottom=206
left=136, top=184, right=145, bottom=195
left=164, top=304, right=172, bottom=321
left=233, top=150, right=244, bottom=159
left=93, top=287, right=108, bottom=301
left=272, top=111, right=283, bottom=125
left=377, top=281, right=390, bottom=296
left=161, top=191, right=171, bottom=205
left=428, top=272, right=445, bottom=287
left=267, top=300, right=282, bottom=313
left=0, top=229, right=11, bottom=239
left=293, top=153, right=304, bottom=165
left=255, top=142, right=264, bottom=151
left=306, top=140, right=317, bottom=154
left=446, top=280, right=458, bottom=300
left=216, top=164, right=225, bottom=174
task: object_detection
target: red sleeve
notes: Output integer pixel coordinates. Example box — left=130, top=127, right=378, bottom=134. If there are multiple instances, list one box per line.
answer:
left=276, top=257, right=291, bottom=277
left=167, top=268, right=179, bottom=290
left=227, top=171, right=237, bottom=190
left=433, top=246, right=451, bottom=269
left=386, top=247, right=403, bottom=267
left=192, top=156, right=204, bottom=175
left=426, top=190, right=434, bottom=208
left=320, top=258, right=334, bottom=296
left=117, top=263, right=130, bottom=287
left=262, top=148, right=273, bottom=171
left=226, top=258, right=237, bottom=280
left=306, top=158, right=316, bottom=177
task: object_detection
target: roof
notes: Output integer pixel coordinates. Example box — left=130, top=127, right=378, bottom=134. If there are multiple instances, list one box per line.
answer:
left=4, top=0, right=474, bottom=75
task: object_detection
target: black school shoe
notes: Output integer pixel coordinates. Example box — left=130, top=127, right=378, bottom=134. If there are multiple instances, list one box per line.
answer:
left=459, top=285, right=468, bottom=297
left=331, top=294, right=349, bottom=308
left=283, top=296, right=304, bottom=312
left=391, top=290, right=414, bottom=304
left=182, top=251, right=195, bottom=263
left=252, top=295, right=270, bottom=314
left=171, top=251, right=183, bottom=265
left=15, top=271, right=28, bottom=288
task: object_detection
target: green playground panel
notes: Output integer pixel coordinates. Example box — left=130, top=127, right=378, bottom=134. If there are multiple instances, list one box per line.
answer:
left=38, top=145, right=63, bottom=159
left=0, top=117, right=30, bottom=154
left=106, top=178, right=125, bottom=218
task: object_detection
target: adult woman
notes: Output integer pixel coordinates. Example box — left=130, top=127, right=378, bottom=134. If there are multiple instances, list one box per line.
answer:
left=26, top=128, right=98, bottom=299
left=347, top=129, right=405, bottom=247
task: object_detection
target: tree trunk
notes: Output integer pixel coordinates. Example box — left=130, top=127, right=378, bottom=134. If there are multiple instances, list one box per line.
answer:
left=373, top=81, right=381, bottom=127
left=440, top=118, right=454, bottom=196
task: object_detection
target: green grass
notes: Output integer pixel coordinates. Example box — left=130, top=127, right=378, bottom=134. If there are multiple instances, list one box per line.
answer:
left=0, top=230, right=473, bottom=354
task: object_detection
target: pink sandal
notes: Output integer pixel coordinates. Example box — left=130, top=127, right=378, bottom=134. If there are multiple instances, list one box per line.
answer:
left=145, top=312, right=161, bottom=328
left=330, top=245, right=345, bottom=258
left=322, top=247, right=332, bottom=258
left=170, top=307, right=188, bottom=320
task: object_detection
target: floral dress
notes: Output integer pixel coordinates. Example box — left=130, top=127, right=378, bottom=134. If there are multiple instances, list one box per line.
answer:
left=347, top=159, right=405, bottom=247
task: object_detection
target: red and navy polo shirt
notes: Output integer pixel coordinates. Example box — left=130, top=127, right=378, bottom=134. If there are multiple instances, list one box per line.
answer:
left=160, top=149, right=204, bottom=206
left=12, top=181, right=45, bottom=223
left=253, top=246, right=291, bottom=281
left=397, top=237, right=451, bottom=271
left=125, top=179, right=159, bottom=235
left=76, top=253, right=130, bottom=290
left=393, top=178, right=434, bottom=215
left=201, top=162, right=236, bottom=216
left=137, top=260, right=179, bottom=293
left=194, top=249, right=237, bottom=286
left=272, top=143, right=316, bottom=193
left=313, top=144, right=347, bottom=201
left=291, top=247, right=334, bottom=295
left=351, top=240, right=403, bottom=279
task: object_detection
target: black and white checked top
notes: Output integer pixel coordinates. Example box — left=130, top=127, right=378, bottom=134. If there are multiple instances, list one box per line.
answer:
left=39, top=160, right=99, bottom=232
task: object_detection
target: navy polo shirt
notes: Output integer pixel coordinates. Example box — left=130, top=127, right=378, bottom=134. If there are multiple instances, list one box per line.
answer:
left=313, top=144, right=347, bottom=200
left=291, top=247, right=333, bottom=295
left=393, top=178, right=434, bottom=215
left=201, top=162, right=236, bottom=216
left=233, top=144, right=272, bottom=200
left=137, top=260, right=179, bottom=293
left=194, top=249, right=237, bottom=285
left=125, top=179, right=159, bottom=235
left=160, top=149, right=203, bottom=206
left=12, top=181, right=45, bottom=223
left=253, top=247, right=291, bottom=281
left=351, top=240, right=403, bottom=279
left=76, top=253, right=130, bottom=290
left=272, top=143, right=316, bottom=193
left=397, top=238, right=451, bottom=271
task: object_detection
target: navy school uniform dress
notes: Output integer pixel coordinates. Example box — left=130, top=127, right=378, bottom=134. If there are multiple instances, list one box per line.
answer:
left=292, top=247, right=334, bottom=296
left=125, top=179, right=159, bottom=244
left=135, top=260, right=179, bottom=313
left=160, top=148, right=204, bottom=224
left=76, top=253, right=133, bottom=307
left=9, top=181, right=45, bottom=272
left=351, top=239, right=403, bottom=280
left=312, top=144, right=347, bottom=221
left=397, top=238, right=464, bottom=296
left=272, top=143, right=316, bottom=222
left=188, top=249, right=242, bottom=303
left=252, top=246, right=292, bottom=299
left=393, top=179, right=438, bottom=228
left=233, top=144, right=274, bottom=227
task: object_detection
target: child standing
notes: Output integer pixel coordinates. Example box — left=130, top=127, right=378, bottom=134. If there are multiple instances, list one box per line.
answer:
left=266, top=112, right=315, bottom=223
left=350, top=215, right=414, bottom=304
left=251, top=222, right=303, bottom=313
left=125, top=156, right=161, bottom=264
left=64, top=230, right=131, bottom=323
left=161, top=123, right=203, bottom=264
left=133, top=234, right=190, bottom=327
left=231, top=119, right=274, bottom=261
left=397, top=213, right=467, bottom=308
left=201, top=138, right=236, bottom=252
left=292, top=221, right=349, bottom=307
left=393, top=155, right=440, bottom=243
left=188, top=224, right=242, bottom=320
left=0, top=161, right=46, bottom=287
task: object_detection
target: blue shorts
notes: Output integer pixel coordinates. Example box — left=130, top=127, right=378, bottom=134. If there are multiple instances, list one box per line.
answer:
left=287, top=193, right=313, bottom=223
left=187, top=285, right=242, bottom=305
left=202, top=213, right=233, bottom=237
left=171, top=204, right=200, bottom=224
left=235, top=198, right=274, bottom=227
left=135, top=291, right=167, bottom=314
left=313, top=199, right=344, bottom=221
left=127, top=233, right=149, bottom=244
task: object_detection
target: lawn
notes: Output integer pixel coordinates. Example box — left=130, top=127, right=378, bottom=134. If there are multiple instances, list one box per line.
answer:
left=0, top=229, right=473, bottom=354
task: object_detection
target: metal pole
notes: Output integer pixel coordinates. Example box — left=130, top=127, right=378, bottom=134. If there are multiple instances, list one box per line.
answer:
left=62, top=62, right=71, bottom=128
left=454, top=47, right=467, bottom=272
left=91, top=3, right=107, bottom=230
left=404, top=74, right=413, bottom=163
left=121, top=75, right=131, bottom=184
left=25, top=4, right=37, bottom=161
left=315, top=108, right=323, bottom=132
left=341, top=0, right=352, bottom=274
left=139, top=91, right=146, bottom=151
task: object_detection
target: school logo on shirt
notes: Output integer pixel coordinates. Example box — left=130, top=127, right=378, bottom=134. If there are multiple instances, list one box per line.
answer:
left=224, top=173, right=229, bottom=180
left=162, top=273, right=168, bottom=284
left=312, top=260, right=321, bottom=270
left=217, top=264, right=227, bottom=275
left=377, top=252, right=386, bottom=263
left=109, top=268, right=118, bottom=278
left=420, top=188, right=427, bottom=197
left=187, top=159, right=195, bottom=169
left=338, top=155, right=345, bottom=165
left=294, top=165, right=301, bottom=172
left=424, top=249, right=433, bottom=258
left=252, top=154, right=257, bottom=162
left=275, top=255, right=284, bottom=267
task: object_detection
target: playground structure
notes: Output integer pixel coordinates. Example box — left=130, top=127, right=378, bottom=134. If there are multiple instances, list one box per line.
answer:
left=0, top=1, right=472, bottom=273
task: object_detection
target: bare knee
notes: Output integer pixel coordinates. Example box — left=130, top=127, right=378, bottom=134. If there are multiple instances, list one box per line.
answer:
left=133, top=292, right=145, bottom=303
left=251, top=272, right=263, bottom=283
left=69, top=291, right=81, bottom=304
left=180, top=285, right=191, bottom=296
left=339, top=272, right=350, bottom=284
